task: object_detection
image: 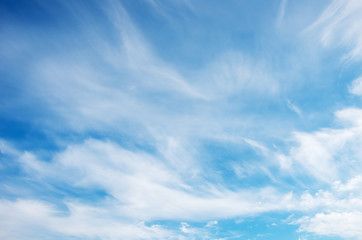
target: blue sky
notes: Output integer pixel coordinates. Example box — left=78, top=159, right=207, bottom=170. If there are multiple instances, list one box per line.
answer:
left=1, top=0, right=362, bottom=239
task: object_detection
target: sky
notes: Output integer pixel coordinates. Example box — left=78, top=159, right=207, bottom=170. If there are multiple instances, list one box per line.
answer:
left=1, top=0, right=362, bottom=239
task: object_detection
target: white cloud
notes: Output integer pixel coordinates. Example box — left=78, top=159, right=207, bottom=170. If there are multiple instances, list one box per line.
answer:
left=287, top=99, right=302, bottom=116
left=297, top=211, right=362, bottom=239
left=268, top=106, right=362, bottom=238
left=205, top=220, right=218, bottom=227
left=0, top=139, right=20, bottom=156
left=333, top=175, right=362, bottom=193
left=243, top=138, right=269, bottom=155
left=276, top=153, right=292, bottom=171
left=290, top=131, right=337, bottom=182
left=0, top=199, right=174, bottom=240
left=193, top=52, right=279, bottom=99
left=290, top=173, right=362, bottom=239
left=180, top=222, right=192, bottom=233
left=307, top=0, right=362, bottom=60
left=106, top=1, right=203, bottom=99
left=5, top=105, right=362, bottom=240
left=349, top=76, right=362, bottom=96
left=20, top=139, right=293, bottom=221
left=284, top=107, right=362, bottom=182
left=335, top=107, right=362, bottom=126
left=0, top=197, right=240, bottom=240
left=1, top=136, right=302, bottom=239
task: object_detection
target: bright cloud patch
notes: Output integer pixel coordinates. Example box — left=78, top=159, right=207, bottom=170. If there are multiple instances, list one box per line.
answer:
left=297, top=212, right=362, bottom=239
left=349, top=77, right=362, bottom=96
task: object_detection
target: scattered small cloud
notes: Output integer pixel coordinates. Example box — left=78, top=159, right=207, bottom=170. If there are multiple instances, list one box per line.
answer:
left=287, top=99, right=302, bottom=116
left=349, top=76, right=362, bottom=96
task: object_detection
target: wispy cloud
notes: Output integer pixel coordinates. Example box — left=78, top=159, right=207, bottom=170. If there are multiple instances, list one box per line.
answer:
left=0, top=199, right=174, bottom=240
left=193, top=52, right=279, bottom=99
left=284, top=107, right=362, bottom=183
left=287, top=99, right=302, bottom=116
left=348, top=76, right=362, bottom=96
left=276, top=0, right=288, bottom=28
left=145, top=0, right=195, bottom=18
left=307, top=0, right=362, bottom=60
left=19, top=139, right=292, bottom=221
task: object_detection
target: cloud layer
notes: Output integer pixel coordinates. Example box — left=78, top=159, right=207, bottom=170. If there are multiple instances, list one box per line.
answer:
left=1, top=0, right=362, bottom=239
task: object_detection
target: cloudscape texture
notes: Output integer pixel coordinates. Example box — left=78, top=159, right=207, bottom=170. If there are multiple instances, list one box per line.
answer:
left=1, top=0, right=362, bottom=239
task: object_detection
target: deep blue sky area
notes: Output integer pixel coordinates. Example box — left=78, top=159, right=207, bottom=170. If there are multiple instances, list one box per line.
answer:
left=1, top=0, right=362, bottom=239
